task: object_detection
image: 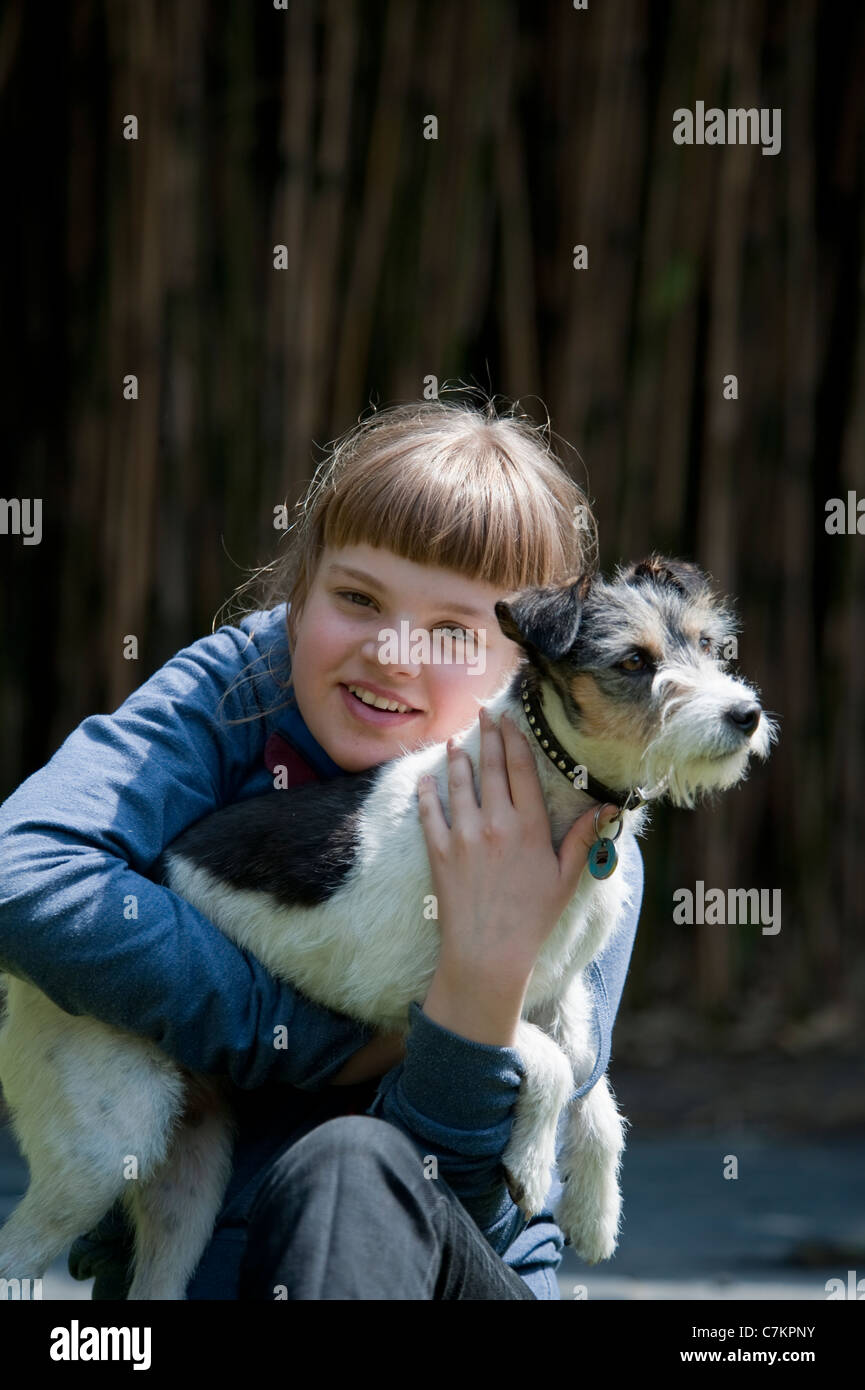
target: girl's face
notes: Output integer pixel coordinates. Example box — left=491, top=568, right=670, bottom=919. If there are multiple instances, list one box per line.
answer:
left=288, top=542, right=525, bottom=772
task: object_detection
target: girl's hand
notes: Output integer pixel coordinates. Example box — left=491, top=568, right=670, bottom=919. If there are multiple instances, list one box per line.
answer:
left=417, top=707, right=618, bottom=1026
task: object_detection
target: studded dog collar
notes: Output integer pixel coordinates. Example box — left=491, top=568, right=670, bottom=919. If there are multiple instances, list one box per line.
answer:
left=519, top=677, right=651, bottom=814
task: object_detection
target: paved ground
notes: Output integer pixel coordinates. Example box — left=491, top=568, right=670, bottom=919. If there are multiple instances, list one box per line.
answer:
left=2, top=1116, right=862, bottom=1301
left=557, top=1130, right=865, bottom=1299
left=559, top=1055, right=865, bottom=1300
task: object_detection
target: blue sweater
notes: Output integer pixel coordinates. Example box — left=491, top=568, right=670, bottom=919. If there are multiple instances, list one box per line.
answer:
left=0, top=604, right=643, bottom=1300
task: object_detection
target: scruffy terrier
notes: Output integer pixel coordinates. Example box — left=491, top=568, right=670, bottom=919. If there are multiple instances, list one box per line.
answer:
left=0, top=555, right=778, bottom=1298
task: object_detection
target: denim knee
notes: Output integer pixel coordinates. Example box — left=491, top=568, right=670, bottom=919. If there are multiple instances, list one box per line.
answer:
left=248, top=1114, right=430, bottom=1219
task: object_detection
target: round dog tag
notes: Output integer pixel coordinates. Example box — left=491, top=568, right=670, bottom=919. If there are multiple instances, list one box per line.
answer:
left=588, top=837, right=618, bottom=879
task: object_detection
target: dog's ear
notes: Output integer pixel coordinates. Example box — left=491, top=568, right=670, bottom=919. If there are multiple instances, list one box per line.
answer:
left=623, top=553, right=709, bottom=598
left=494, top=575, right=590, bottom=665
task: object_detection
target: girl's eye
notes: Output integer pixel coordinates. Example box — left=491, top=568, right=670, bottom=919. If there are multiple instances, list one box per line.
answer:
left=619, top=652, right=647, bottom=672
left=338, top=590, right=376, bottom=608
left=337, top=593, right=469, bottom=635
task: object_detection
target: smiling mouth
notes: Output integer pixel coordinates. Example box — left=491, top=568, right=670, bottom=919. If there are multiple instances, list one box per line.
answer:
left=341, top=684, right=423, bottom=715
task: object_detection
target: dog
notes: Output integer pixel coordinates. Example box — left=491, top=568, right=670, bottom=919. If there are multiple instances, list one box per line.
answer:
left=0, top=554, right=778, bottom=1298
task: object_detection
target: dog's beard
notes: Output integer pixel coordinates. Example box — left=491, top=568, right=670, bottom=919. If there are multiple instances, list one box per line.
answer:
left=631, top=665, right=779, bottom=809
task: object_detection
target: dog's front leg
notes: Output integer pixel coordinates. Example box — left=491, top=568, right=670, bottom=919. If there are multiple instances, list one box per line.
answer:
left=501, top=1020, right=575, bottom=1221
left=529, top=976, right=628, bottom=1263
left=552, top=1074, right=628, bottom=1264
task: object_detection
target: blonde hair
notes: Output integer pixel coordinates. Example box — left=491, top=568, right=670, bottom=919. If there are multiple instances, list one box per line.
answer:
left=216, top=390, right=597, bottom=722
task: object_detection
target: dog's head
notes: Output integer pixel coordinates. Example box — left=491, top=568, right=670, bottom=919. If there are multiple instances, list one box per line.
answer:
left=494, top=554, right=779, bottom=808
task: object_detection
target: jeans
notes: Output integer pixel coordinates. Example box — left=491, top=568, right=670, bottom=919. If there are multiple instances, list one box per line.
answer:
left=187, top=1113, right=537, bottom=1301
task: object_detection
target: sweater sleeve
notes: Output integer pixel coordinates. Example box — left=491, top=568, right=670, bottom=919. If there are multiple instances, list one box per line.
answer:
left=367, top=1000, right=531, bottom=1254
left=365, top=835, right=645, bottom=1266
left=0, top=616, right=375, bottom=1092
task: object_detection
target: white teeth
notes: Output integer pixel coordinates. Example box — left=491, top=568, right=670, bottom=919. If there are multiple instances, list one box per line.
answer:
left=347, top=685, right=413, bottom=714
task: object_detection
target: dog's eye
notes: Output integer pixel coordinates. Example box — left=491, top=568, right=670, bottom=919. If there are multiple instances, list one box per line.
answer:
left=698, top=635, right=712, bottom=653
left=619, top=652, right=647, bottom=672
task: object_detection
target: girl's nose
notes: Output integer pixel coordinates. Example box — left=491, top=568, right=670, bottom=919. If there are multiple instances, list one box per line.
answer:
left=362, top=628, right=426, bottom=676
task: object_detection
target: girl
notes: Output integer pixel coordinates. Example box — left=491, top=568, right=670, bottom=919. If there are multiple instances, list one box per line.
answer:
left=0, top=395, right=643, bottom=1300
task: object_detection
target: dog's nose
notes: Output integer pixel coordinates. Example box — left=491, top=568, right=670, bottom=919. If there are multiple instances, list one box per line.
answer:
left=724, top=702, right=762, bottom=737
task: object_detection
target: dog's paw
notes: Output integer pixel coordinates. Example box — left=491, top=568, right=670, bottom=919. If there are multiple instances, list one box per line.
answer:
left=553, top=1179, right=621, bottom=1265
left=503, top=1126, right=559, bottom=1221
left=503, top=1160, right=547, bottom=1222
left=503, top=1166, right=528, bottom=1214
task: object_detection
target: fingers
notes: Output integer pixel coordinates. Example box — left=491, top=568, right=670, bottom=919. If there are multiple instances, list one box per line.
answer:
left=418, top=711, right=515, bottom=853
left=575, top=802, right=619, bottom=853
left=477, top=705, right=514, bottom=809
left=445, top=732, right=484, bottom=833
left=497, top=709, right=550, bottom=820
left=418, top=708, right=549, bottom=847
left=416, top=772, right=450, bottom=856
left=557, top=802, right=620, bottom=887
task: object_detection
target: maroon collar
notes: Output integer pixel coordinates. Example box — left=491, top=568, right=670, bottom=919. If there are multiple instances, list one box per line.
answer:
left=263, top=732, right=321, bottom=786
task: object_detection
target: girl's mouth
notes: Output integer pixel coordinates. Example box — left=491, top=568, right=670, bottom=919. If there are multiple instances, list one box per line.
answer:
left=339, top=683, right=422, bottom=727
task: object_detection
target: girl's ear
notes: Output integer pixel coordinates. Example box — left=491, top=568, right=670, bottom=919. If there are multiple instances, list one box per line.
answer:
left=494, top=576, right=590, bottom=666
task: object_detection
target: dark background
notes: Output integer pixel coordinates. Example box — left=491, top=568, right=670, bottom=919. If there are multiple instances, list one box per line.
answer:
left=1, top=0, right=862, bottom=1237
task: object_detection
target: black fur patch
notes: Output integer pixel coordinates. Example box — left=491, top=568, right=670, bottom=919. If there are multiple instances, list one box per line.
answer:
left=495, top=576, right=588, bottom=668
left=155, top=770, right=381, bottom=907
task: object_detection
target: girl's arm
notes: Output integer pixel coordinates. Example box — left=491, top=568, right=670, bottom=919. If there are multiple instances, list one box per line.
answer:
left=0, top=611, right=376, bottom=1091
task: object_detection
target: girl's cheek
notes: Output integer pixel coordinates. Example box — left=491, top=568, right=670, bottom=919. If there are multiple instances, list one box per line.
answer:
left=318, top=612, right=364, bottom=655
left=427, top=667, right=486, bottom=723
